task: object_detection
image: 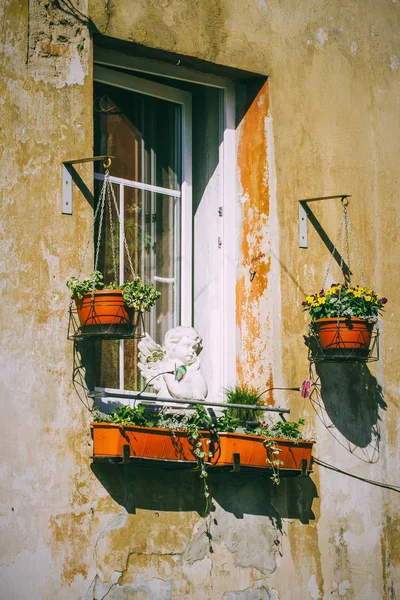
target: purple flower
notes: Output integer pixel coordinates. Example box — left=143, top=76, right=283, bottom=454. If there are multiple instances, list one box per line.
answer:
left=381, top=297, right=388, bottom=304
left=302, top=301, right=307, bottom=306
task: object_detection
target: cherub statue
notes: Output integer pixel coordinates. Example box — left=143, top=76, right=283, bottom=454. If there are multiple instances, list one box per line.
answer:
left=138, top=326, right=208, bottom=400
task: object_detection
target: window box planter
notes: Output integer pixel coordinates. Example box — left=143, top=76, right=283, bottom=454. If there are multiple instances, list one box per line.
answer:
left=91, top=422, right=211, bottom=464
left=91, top=423, right=314, bottom=473
left=210, top=432, right=314, bottom=472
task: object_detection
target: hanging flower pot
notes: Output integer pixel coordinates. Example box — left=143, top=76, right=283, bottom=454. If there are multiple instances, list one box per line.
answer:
left=67, top=271, right=160, bottom=340
left=301, top=198, right=387, bottom=362
left=303, top=283, right=387, bottom=361
left=66, top=168, right=161, bottom=341
left=74, top=289, right=134, bottom=335
left=314, top=317, right=372, bottom=356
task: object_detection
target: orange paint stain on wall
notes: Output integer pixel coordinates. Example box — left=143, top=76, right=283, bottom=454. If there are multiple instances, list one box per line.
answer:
left=238, top=84, right=270, bottom=215
left=236, top=81, right=272, bottom=389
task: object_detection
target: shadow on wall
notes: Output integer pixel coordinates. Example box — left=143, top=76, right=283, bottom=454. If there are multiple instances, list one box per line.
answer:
left=72, top=341, right=96, bottom=412
left=91, top=463, right=317, bottom=525
left=313, top=361, right=386, bottom=450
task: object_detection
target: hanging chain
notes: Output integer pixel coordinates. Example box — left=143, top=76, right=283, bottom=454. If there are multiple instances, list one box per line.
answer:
left=347, top=212, right=368, bottom=288
left=340, top=205, right=346, bottom=283
left=336, top=206, right=347, bottom=327
left=93, top=176, right=107, bottom=281
left=322, top=211, right=346, bottom=289
left=106, top=174, right=118, bottom=284
left=107, top=175, right=137, bottom=281
left=343, top=205, right=351, bottom=284
left=76, top=184, right=104, bottom=281
left=74, top=167, right=140, bottom=298
left=321, top=198, right=369, bottom=324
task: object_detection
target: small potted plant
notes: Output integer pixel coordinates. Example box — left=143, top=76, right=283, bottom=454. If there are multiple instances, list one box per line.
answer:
left=67, top=271, right=161, bottom=338
left=224, top=384, right=263, bottom=424
left=302, top=283, right=387, bottom=358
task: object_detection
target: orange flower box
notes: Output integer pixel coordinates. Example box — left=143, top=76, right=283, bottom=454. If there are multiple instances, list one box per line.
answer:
left=91, top=423, right=210, bottom=463
left=92, top=423, right=314, bottom=472
left=210, top=432, right=314, bottom=471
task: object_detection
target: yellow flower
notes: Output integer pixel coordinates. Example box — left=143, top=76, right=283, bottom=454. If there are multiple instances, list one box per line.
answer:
left=365, top=295, right=371, bottom=301
left=318, top=297, right=326, bottom=305
left=306, top=296, right=314, bottom=303
left=327, top=286, right=339, bottom=295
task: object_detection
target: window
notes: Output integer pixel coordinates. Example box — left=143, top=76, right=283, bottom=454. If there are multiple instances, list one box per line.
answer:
left=93, top=48, right=236, bottom=400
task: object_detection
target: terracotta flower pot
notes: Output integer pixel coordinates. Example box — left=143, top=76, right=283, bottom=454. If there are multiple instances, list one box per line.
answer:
left=74, top=289, right=134, bottom=335
left=210, top=432, right=314, bottom=471
left=314, top=317, right=373, bottom=357
left=91, top=423, right=211, bottom=463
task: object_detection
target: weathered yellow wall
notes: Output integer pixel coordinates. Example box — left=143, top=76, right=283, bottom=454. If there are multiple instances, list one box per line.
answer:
left=1, top=0, right=399, bottom=598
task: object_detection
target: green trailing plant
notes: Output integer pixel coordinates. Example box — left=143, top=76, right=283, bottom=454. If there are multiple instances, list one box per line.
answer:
left=216, top=409, right=241, bottom=433
left=66, top=270, right=104, bottom=299
left=263, top=439, right=282, bottom=485
left=154, top=405, right=213, bottom=511
left=224, top=384, right=263, bottom=422
left=183, top=405, right=213, bottom=510
left=269, top=418, right=305, bottom=440
left=119, top=279, right=161, bottom=312
left=252, top=419, right=306, bottom=484
left=66, top=271, right=161, bottom=312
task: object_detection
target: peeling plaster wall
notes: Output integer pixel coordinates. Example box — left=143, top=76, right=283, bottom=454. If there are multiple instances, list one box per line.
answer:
left=1, top=1, right=96, bottom=597
left=1, top=0, right=400, bottom=598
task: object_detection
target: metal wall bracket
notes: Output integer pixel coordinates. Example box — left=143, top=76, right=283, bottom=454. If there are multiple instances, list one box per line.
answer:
left=62, top=155, right=113, bottom=215
left=299, top=194, right=351, bottom=248
left=231, top=453, right=241, bottom=473
left=122, top=444, right=130, bottom=463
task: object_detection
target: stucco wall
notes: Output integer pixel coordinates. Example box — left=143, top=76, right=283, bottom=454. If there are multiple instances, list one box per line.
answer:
left=1, top=0, right=399, bottom=598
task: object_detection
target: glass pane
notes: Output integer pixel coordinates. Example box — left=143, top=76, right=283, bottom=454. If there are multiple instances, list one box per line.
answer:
left=94, top=81, right=181, bottom=191
left=122, top=188, right=177, bottom=331
left=95, top=340, right=119, bottom=389
left=123, top=190, right=178, bottom=390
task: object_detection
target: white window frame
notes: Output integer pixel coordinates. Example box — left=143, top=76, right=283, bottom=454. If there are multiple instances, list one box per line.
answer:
left=94, top=48, right=237, bottom=393
left=94, top=63, right=192, bottom=326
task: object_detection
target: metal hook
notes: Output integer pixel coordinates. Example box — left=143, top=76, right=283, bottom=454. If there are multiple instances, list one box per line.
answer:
left=249, top=269, right=257, bottom=282
left=103, top=157, right=112, bottom=169
left=341, top=196, right=350, bottom=207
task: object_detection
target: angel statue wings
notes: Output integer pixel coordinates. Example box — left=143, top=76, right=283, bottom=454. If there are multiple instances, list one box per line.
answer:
left=137, top=326, right=208, bottom=400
